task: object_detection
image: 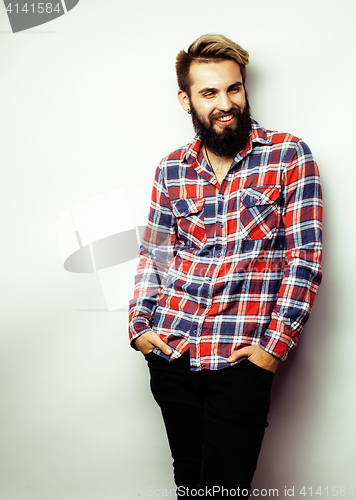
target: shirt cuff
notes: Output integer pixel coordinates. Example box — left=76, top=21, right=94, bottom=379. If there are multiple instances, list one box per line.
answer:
left=129, top=318, right=152, bottom=350
left=259, top=319, right=297, bottom=360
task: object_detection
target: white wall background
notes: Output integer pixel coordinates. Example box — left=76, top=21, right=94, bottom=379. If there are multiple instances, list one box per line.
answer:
left=1, top=0, right=355, bottom=498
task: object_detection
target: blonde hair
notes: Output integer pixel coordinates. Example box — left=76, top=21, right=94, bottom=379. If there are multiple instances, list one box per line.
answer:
left=176, top=33, right=249, bottom=95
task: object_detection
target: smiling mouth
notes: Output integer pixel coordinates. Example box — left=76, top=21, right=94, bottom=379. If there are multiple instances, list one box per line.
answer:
left=213, top=113, right=236, bottom=127
left=216, top=114, right=234, bottom=122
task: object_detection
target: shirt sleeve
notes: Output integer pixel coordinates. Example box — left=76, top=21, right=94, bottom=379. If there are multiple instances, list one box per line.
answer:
left=259, top=140, right=323, bottom=360
left=128, top=164, right=177, bottom=347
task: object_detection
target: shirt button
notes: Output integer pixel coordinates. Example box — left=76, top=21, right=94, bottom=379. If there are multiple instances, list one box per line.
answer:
left=193, top=329, right=197, bottom=334
left=216, top=252, right=222, bottom=257
left=220, top=223, right=224, bottom=228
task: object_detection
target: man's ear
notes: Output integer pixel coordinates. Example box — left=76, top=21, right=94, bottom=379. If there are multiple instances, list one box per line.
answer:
left=177, top=90, right=191, bottom=113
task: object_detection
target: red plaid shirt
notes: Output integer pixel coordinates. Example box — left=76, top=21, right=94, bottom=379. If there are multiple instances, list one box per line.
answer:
left=129, top=119, right=323, bottom=370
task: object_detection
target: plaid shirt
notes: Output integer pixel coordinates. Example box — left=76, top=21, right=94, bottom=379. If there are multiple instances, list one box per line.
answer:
left=129, top=119, right=322, bottom=370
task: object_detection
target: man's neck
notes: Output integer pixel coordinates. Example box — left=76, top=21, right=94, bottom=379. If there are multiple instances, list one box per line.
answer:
left=203, top=146, right=235, bottom=185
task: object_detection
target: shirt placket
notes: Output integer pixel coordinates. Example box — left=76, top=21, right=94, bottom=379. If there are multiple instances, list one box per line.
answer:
left=189, top=171, right=234, bottom=369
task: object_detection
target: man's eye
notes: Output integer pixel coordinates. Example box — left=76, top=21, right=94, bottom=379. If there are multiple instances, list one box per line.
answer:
left=229, top=87, right=241, bottom=93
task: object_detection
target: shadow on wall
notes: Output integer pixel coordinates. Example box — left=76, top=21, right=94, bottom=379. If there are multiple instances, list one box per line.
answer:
left=252, top=213, right=332, bottom=498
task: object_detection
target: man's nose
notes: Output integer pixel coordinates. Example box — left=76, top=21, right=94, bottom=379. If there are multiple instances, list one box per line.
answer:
left=216, top=92, right=233, bottom=111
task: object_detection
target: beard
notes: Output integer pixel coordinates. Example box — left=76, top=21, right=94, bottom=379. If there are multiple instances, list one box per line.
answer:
left=190, top=97, right=252, bottom=158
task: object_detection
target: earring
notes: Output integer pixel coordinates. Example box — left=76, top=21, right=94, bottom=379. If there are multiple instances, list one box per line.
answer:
left=187, top=109, right=191, bottom=114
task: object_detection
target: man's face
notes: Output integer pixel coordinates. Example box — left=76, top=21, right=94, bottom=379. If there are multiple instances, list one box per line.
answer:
left=189, top=59, right=246, bottom=131
left=179, top=59, right=251, bottom=157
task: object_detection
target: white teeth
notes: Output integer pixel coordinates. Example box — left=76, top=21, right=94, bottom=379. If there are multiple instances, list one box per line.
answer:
left=217, top=115, right=233, bottom=122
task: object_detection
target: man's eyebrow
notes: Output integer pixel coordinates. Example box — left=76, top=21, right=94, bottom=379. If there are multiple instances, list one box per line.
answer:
left=198, top=87, right=218, bottom=95
left=198, top=81, right=243, bottom=95
left=227, top=81, right=243, bottom=90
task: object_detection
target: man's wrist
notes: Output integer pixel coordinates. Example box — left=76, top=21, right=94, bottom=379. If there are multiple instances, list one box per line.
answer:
left=130, top=326, right=152, bottom=350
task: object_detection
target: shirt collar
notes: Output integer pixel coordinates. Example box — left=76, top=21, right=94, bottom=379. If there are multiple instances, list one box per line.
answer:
left=250, top=118, right=273, bottom=146
left=182, top=117, right=272, bottom=164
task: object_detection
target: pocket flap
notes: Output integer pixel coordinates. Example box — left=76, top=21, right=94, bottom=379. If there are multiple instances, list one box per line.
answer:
left=171, top=198, right=205, bottom=218
left=240, top=186, right=280, bottom=208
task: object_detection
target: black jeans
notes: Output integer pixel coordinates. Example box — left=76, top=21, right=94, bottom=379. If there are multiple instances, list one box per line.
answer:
left=145, top=350, right=274, bottom=499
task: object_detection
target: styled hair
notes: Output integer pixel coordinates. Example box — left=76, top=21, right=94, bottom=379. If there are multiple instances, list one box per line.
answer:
left=176, top=33, right=249, bottom=96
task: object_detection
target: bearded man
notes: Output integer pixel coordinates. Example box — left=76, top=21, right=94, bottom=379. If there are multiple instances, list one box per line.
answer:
left=129, top=34, right=322, bottom=499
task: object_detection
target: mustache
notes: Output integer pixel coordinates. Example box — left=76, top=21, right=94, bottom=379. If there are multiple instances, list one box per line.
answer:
left=210, top=108, right=241, bottom=121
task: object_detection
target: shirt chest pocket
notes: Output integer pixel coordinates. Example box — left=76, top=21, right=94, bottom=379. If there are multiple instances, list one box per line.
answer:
left=239, top=185, right=281, bottom=240
left=171, top=198, right=206, bottom=248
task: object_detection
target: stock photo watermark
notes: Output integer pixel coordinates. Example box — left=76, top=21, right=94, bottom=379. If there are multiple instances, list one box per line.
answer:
left=3, top=0, right=80, bottom=32
left=146, top=485, right=355, bottom=497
